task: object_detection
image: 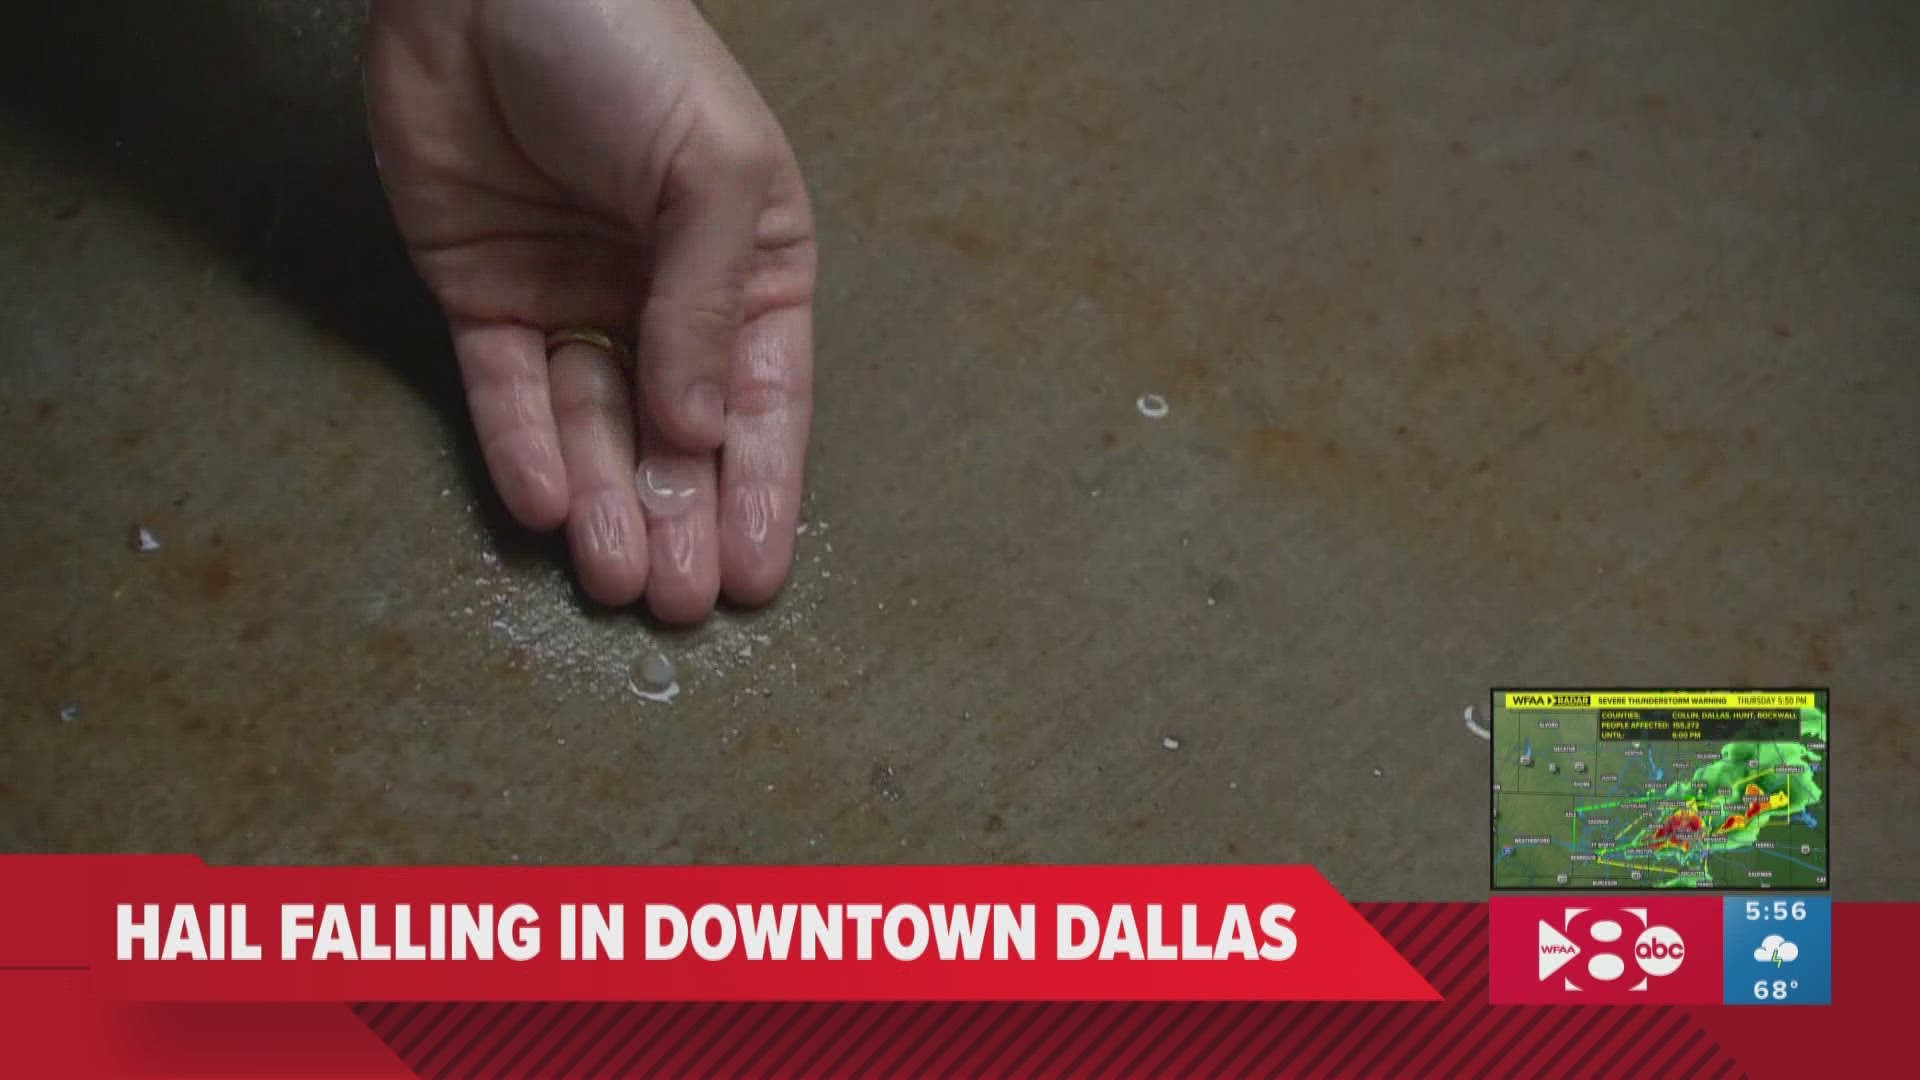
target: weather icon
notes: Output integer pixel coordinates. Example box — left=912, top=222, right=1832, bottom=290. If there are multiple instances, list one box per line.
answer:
left=1754, top=935, right=1800, bottom=966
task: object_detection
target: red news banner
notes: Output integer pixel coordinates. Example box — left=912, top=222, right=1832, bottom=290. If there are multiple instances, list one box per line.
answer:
left=67, top=859, right=1438, bottom=1002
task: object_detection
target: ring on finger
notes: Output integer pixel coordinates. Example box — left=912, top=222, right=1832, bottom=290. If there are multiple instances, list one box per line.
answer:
left=544, top=328, right=626, bottom=361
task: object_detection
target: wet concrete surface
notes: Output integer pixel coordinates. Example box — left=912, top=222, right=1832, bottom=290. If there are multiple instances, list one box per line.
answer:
left=2, top=1, right=1915, bottom=897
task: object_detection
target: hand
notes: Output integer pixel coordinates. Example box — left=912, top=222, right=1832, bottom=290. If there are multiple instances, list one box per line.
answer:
left=366, top=0, right=814, bottom=623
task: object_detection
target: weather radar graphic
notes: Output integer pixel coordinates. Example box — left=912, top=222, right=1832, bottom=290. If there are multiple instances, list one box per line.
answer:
left=1493, top=690, right=1828, bottom=890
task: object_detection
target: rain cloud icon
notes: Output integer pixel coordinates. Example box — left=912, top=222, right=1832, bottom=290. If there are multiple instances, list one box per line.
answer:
left=1754, top=935, right=1800, bottom=964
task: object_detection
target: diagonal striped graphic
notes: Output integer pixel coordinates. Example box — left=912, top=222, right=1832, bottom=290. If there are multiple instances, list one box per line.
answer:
left=353, top=903, right=1748, bottom=1078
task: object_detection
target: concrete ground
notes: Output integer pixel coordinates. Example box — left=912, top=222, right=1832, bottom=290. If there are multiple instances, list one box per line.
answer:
left=2, top=1, right=1914, bottom=898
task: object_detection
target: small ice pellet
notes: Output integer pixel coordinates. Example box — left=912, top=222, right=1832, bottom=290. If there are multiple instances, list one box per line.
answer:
left=58, top=704, right=79, bottom=723
left=636, top=651, right=676, bottom=690
left=1162, top=735, right=1181, bottom=751
left=1371, top=767, right=1384, bottom=778
left=131, top=526, right=161, bottom=553
left=1136, top=393, right=1170, bottom=419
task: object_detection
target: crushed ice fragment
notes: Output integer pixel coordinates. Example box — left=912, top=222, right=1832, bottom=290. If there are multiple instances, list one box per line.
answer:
left=1464, top=704, right=1491, bottom=740
left=636, top=651, right=677, bottom=690
left=628, top=676, right=681, bottom=704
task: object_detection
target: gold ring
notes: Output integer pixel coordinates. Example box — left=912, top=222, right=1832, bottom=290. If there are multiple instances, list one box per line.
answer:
left=544, top=328, right=624, bottom=358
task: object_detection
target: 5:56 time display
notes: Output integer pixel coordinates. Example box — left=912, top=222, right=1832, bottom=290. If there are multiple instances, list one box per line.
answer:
left=1744, top=899, right=1810, bottom=922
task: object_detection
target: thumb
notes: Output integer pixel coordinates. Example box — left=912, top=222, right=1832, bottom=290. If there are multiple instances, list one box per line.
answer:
left=636, top=133, right=772, bottom=451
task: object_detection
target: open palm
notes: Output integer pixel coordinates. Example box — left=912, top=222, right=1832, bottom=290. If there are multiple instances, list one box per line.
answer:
left=367, top=0, right=814, bottom=623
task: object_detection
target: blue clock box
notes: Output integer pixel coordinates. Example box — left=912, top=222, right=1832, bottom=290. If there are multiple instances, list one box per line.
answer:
left=1722, top=897, right=1832, bottom=1005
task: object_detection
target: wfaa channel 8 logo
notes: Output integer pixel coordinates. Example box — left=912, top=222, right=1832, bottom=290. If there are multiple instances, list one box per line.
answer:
left=1537, top=908, right=1687, bottom=991
left=1491, top=898, right=1723, bottom=1004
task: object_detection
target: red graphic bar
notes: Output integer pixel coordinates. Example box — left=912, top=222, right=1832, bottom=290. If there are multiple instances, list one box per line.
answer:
left=1, top=858, right=1906, bottom=1078
left=56, top=858, right=1439, bottom=1003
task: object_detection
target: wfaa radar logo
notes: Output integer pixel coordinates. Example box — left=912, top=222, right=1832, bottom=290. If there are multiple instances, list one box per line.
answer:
left=1491, top=898, right=1722, bottom=1004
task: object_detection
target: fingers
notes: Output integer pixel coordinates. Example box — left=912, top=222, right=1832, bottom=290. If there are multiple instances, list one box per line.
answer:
left=453, top=321, right=568, bottom=530
left=635, top=130, right=774, bottom=452
left=635, top=430, right=722, bottom=626
left=548, top=340, right=650, bottom=606
left=719, top=303, right=813, bottom=606
left=719, top=140, right=816, bottom=606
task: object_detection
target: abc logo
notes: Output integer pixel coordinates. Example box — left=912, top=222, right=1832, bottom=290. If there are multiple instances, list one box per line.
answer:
left=1538, top=908, right=1687, bottom=990
left=1633, top=925, right=1685, bottom=976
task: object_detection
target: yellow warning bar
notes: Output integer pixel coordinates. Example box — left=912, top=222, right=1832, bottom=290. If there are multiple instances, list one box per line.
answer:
left=1501, top=691, right=1816, bottom=710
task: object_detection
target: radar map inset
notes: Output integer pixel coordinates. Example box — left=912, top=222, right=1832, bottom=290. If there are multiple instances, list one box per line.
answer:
left=1492, top=689, right=1828, bottom=891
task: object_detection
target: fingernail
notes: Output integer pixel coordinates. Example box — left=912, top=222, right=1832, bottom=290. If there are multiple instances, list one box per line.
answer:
left=683, top=381, right=725, bottom=437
